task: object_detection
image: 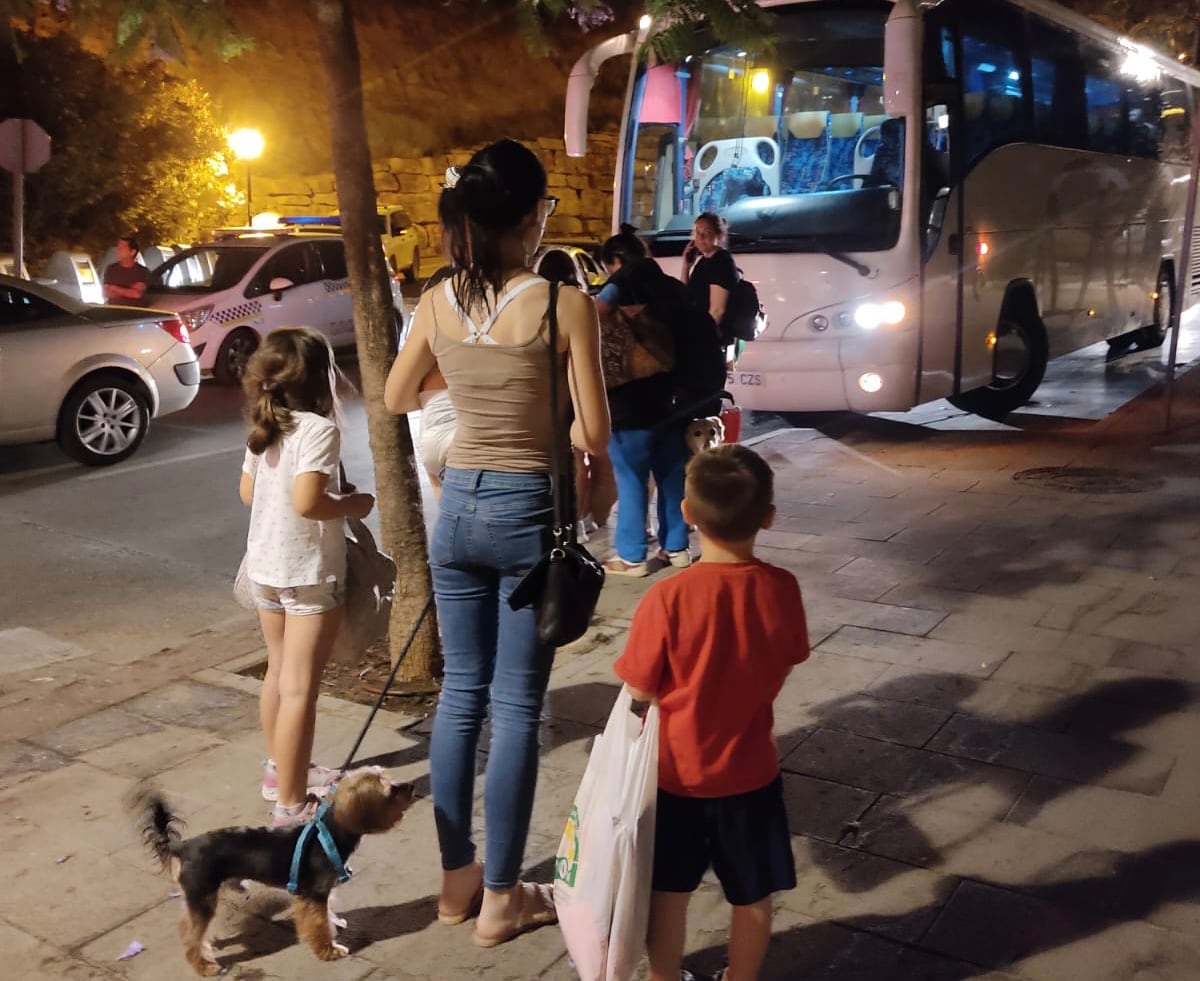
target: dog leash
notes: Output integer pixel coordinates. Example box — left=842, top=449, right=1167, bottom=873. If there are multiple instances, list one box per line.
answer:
left=651, top=388, right=735, bottom=433
left=338, top=592, right=436, bottom=773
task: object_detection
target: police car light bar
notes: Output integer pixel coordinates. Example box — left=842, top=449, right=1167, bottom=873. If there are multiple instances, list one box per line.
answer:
left=279, top=215, right=343, bottom=227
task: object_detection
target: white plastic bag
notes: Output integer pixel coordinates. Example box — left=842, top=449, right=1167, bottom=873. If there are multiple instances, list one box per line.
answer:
left=555, top=687, right=659, bottom=981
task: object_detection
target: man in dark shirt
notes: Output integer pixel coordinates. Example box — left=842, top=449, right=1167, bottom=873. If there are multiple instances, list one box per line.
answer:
left=102, top=235, right=150, bottom=306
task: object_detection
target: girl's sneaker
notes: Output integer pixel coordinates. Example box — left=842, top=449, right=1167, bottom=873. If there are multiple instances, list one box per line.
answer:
left=261, top=760, right=340, bottom=802
left=270, top=795, right=320, bottom=828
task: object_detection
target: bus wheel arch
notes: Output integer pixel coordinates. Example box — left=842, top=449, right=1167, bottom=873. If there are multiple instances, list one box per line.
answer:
left=948, top=281, right=1049, bottom=421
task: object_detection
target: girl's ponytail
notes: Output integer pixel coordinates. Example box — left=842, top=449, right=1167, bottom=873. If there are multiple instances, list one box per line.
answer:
left=245, top=383, right=284, bottom=454
left=241, top=327, right=337, bottom=454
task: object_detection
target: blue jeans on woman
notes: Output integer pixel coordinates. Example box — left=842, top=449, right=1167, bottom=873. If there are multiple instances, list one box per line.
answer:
left=608, top=427, right=689, bottom=562
left=429, top=467, right=555, bottom=890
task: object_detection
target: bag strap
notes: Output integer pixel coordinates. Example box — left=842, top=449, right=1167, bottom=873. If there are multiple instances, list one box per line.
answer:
left=544, top=282, right=574, bottom=545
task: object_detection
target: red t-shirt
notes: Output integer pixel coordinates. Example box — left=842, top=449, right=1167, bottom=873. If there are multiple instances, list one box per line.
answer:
left=614, top=560, right=810, bottom=797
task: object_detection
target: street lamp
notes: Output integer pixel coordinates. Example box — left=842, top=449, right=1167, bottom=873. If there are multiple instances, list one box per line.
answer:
left=227, top=128, right=264, bottom=225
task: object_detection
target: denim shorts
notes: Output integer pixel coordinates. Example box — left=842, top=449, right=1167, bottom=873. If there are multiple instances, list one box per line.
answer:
left=251, top=580, right=342, bottom=615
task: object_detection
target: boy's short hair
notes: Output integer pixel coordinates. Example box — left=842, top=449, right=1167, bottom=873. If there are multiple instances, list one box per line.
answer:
left=684, top=444, right=774, bottom=541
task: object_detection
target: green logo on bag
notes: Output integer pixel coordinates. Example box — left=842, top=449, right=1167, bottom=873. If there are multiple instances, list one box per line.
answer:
left=555, top=804, right=581, bottom=888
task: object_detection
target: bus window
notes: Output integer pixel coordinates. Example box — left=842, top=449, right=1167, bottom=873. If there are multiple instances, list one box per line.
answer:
left=628, top=124, right=680, bottom=232
left=959, top=6, right=1027, bottom=169
left=923, top=102, right=953, bottom=255
left=1126, top=77, right=1162, bottom=160
left=1028, top=24, right=1087, bottom=150
left=1084, top=47, right=1125, bottom=155
left=618, top=2, right=901, bottom=254
left=1160, top=86, right=1192, bottom=164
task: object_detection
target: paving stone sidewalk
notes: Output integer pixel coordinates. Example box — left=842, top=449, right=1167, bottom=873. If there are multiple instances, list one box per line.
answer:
left=4, top=374, right=1200, bottom=980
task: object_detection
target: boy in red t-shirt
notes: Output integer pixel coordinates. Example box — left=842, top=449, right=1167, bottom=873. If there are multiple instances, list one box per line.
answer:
left=614, top=444, right=810, bottom=981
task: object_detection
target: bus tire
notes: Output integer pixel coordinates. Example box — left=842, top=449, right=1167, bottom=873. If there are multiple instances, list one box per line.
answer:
left=1135, top=265, right=1172, bottom=351
left=948, top=305, right=1048, bottom=421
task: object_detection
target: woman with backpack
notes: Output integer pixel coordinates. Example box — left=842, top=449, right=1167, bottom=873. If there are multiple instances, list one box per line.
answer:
left=678, top=213, right=733, bottom=418
left=597, top=228, right=694, bottom=576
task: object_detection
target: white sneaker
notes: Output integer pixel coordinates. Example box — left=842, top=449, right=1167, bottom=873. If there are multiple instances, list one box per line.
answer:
left=656, top=548, right=692, bottom=569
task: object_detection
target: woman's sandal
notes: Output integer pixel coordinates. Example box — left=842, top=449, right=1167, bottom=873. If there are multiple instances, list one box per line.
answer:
left=471, top=881, right=557, bottom=948
left=437, top=864, right=485, bottom=926
left=437, top=885, right=484, bottom=926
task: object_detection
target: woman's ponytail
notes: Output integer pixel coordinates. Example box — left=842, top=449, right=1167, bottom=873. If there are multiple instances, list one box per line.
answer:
left=437, top=140, right=547, bottom=315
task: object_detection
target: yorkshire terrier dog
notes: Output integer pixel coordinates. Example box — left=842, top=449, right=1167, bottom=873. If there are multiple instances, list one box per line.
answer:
left=685, top=415, right=725, bottom=455
left=131, top=766, right=414, bottom=976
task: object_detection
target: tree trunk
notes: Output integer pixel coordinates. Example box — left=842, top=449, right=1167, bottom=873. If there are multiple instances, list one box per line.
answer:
left=312, top=0, right=440, bottom=684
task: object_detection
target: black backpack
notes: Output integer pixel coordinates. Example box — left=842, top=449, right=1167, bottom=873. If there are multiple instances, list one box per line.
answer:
left=720, top=272, right=763, bottom=344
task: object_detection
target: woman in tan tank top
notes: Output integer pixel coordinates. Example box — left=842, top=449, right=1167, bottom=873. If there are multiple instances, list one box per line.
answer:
left=384, top=139, right=609, bottom=947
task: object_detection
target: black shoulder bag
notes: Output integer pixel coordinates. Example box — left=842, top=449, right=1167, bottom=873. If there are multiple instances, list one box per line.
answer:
left=507, top=281, right=606, bottom=647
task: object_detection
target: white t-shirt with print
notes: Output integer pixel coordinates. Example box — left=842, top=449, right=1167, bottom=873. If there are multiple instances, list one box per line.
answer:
left=243, top=411, right=346, bottom=588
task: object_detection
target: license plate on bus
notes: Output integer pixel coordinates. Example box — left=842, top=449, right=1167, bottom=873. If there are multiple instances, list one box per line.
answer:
left=735, top=372, right=763, bottom=386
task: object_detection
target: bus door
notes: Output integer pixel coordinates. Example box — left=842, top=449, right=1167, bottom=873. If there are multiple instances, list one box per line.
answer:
left=916, top=5, right=965, bottom=402
left=920, top=0, right=1029, bottom=401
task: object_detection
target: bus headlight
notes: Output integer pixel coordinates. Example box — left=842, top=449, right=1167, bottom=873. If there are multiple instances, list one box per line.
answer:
left=858, top=372, right=884, bottom=393
left=853, top=300, right=906, bottom=330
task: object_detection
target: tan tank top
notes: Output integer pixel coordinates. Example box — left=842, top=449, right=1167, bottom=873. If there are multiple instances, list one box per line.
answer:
left=432, top=277, right=569, bottom=473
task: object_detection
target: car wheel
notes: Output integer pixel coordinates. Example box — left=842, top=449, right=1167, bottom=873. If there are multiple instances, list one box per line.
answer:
left=403, top=247, right=419, bottom=283
left=58, top=373, right=149, bottom=466
left=214, top=328, right=259, bottom=385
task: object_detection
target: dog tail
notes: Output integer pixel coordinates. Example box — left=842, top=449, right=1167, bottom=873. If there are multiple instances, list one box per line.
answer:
left=128, top=782, right=185, bottom=873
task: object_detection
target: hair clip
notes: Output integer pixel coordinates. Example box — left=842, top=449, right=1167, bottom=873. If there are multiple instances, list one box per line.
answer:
left=443, top=166, right=460, bottom=190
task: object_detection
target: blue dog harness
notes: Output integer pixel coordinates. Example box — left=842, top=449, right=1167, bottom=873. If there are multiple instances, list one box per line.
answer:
left=287, top=799, right=352, bottom=895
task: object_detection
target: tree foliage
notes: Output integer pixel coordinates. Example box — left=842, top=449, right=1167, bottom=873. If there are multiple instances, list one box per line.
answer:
left=0, top=29, right=236, bottom=261
left=508, top=0, right=772, bottom=58
left=1059, top=1, right=1200, bottom=61
left=0, top=0, right=250, bottom=60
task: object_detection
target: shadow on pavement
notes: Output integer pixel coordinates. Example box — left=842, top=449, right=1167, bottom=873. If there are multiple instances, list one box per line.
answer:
left=687, top=839, right=1200, bottom=980
left=787, top=674, right=1192, bottom=895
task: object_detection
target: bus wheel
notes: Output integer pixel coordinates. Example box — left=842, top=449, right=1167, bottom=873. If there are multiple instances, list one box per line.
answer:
left=948, top=312, right=1048, bottom=421
left=1136, top=267, right=1172, bottom=351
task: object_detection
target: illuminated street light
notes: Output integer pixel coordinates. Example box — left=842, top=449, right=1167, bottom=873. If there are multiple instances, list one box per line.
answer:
left=227, top=128, right=264, bottom=224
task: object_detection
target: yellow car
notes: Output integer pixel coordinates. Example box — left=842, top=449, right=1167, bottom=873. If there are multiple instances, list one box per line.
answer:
left=275, top=207, right=423, bottom=282
left=533, top=243, right=606, bottom=291
left=380, top=206, right=422, bottom=283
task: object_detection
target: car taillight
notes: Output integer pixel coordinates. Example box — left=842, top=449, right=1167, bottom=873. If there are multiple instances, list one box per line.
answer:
left=157, top=317, right=191, bottom=345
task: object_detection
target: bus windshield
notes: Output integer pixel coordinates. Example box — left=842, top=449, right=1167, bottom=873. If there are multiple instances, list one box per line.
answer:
left=622, top=0, right=903, bottom=255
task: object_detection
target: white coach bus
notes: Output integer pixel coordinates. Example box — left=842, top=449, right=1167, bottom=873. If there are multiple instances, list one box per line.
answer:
left=566, top=0, right=1200, bottom=418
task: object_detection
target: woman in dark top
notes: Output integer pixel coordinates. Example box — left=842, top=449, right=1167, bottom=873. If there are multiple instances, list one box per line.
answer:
left=597, top=231, right=693, bottom=576
left=677, top=212, right=733, bottom=418
left=682, top=211, right=738, bottom=330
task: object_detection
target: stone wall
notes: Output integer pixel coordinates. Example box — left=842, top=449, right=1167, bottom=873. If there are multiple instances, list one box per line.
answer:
left=250, top=132, right=620, bottom=258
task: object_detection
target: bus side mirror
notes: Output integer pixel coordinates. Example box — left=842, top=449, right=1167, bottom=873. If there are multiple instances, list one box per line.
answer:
left=566, top=31, right=639, bottom=157
left=884, top=0, right=919, bottom=116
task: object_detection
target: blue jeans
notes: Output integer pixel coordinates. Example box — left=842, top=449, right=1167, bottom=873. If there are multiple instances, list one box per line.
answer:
left=608, top=427, right=689, bottom=562
left=428, top=467, right=555, bottom=890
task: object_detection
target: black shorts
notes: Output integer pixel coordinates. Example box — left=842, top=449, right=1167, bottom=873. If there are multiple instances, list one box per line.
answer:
left=652, top=774, right=796, bottom=906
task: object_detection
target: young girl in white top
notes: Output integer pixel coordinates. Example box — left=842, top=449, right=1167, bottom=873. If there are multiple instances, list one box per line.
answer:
left=239, top=326, right=375, bottom=826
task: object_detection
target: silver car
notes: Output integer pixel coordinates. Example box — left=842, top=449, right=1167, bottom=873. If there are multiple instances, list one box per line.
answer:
left=0, top=274, right=200, bottom=466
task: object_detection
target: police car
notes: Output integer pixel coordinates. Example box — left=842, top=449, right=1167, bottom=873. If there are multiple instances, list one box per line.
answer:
left=143, top=231, right=405, bottom=384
